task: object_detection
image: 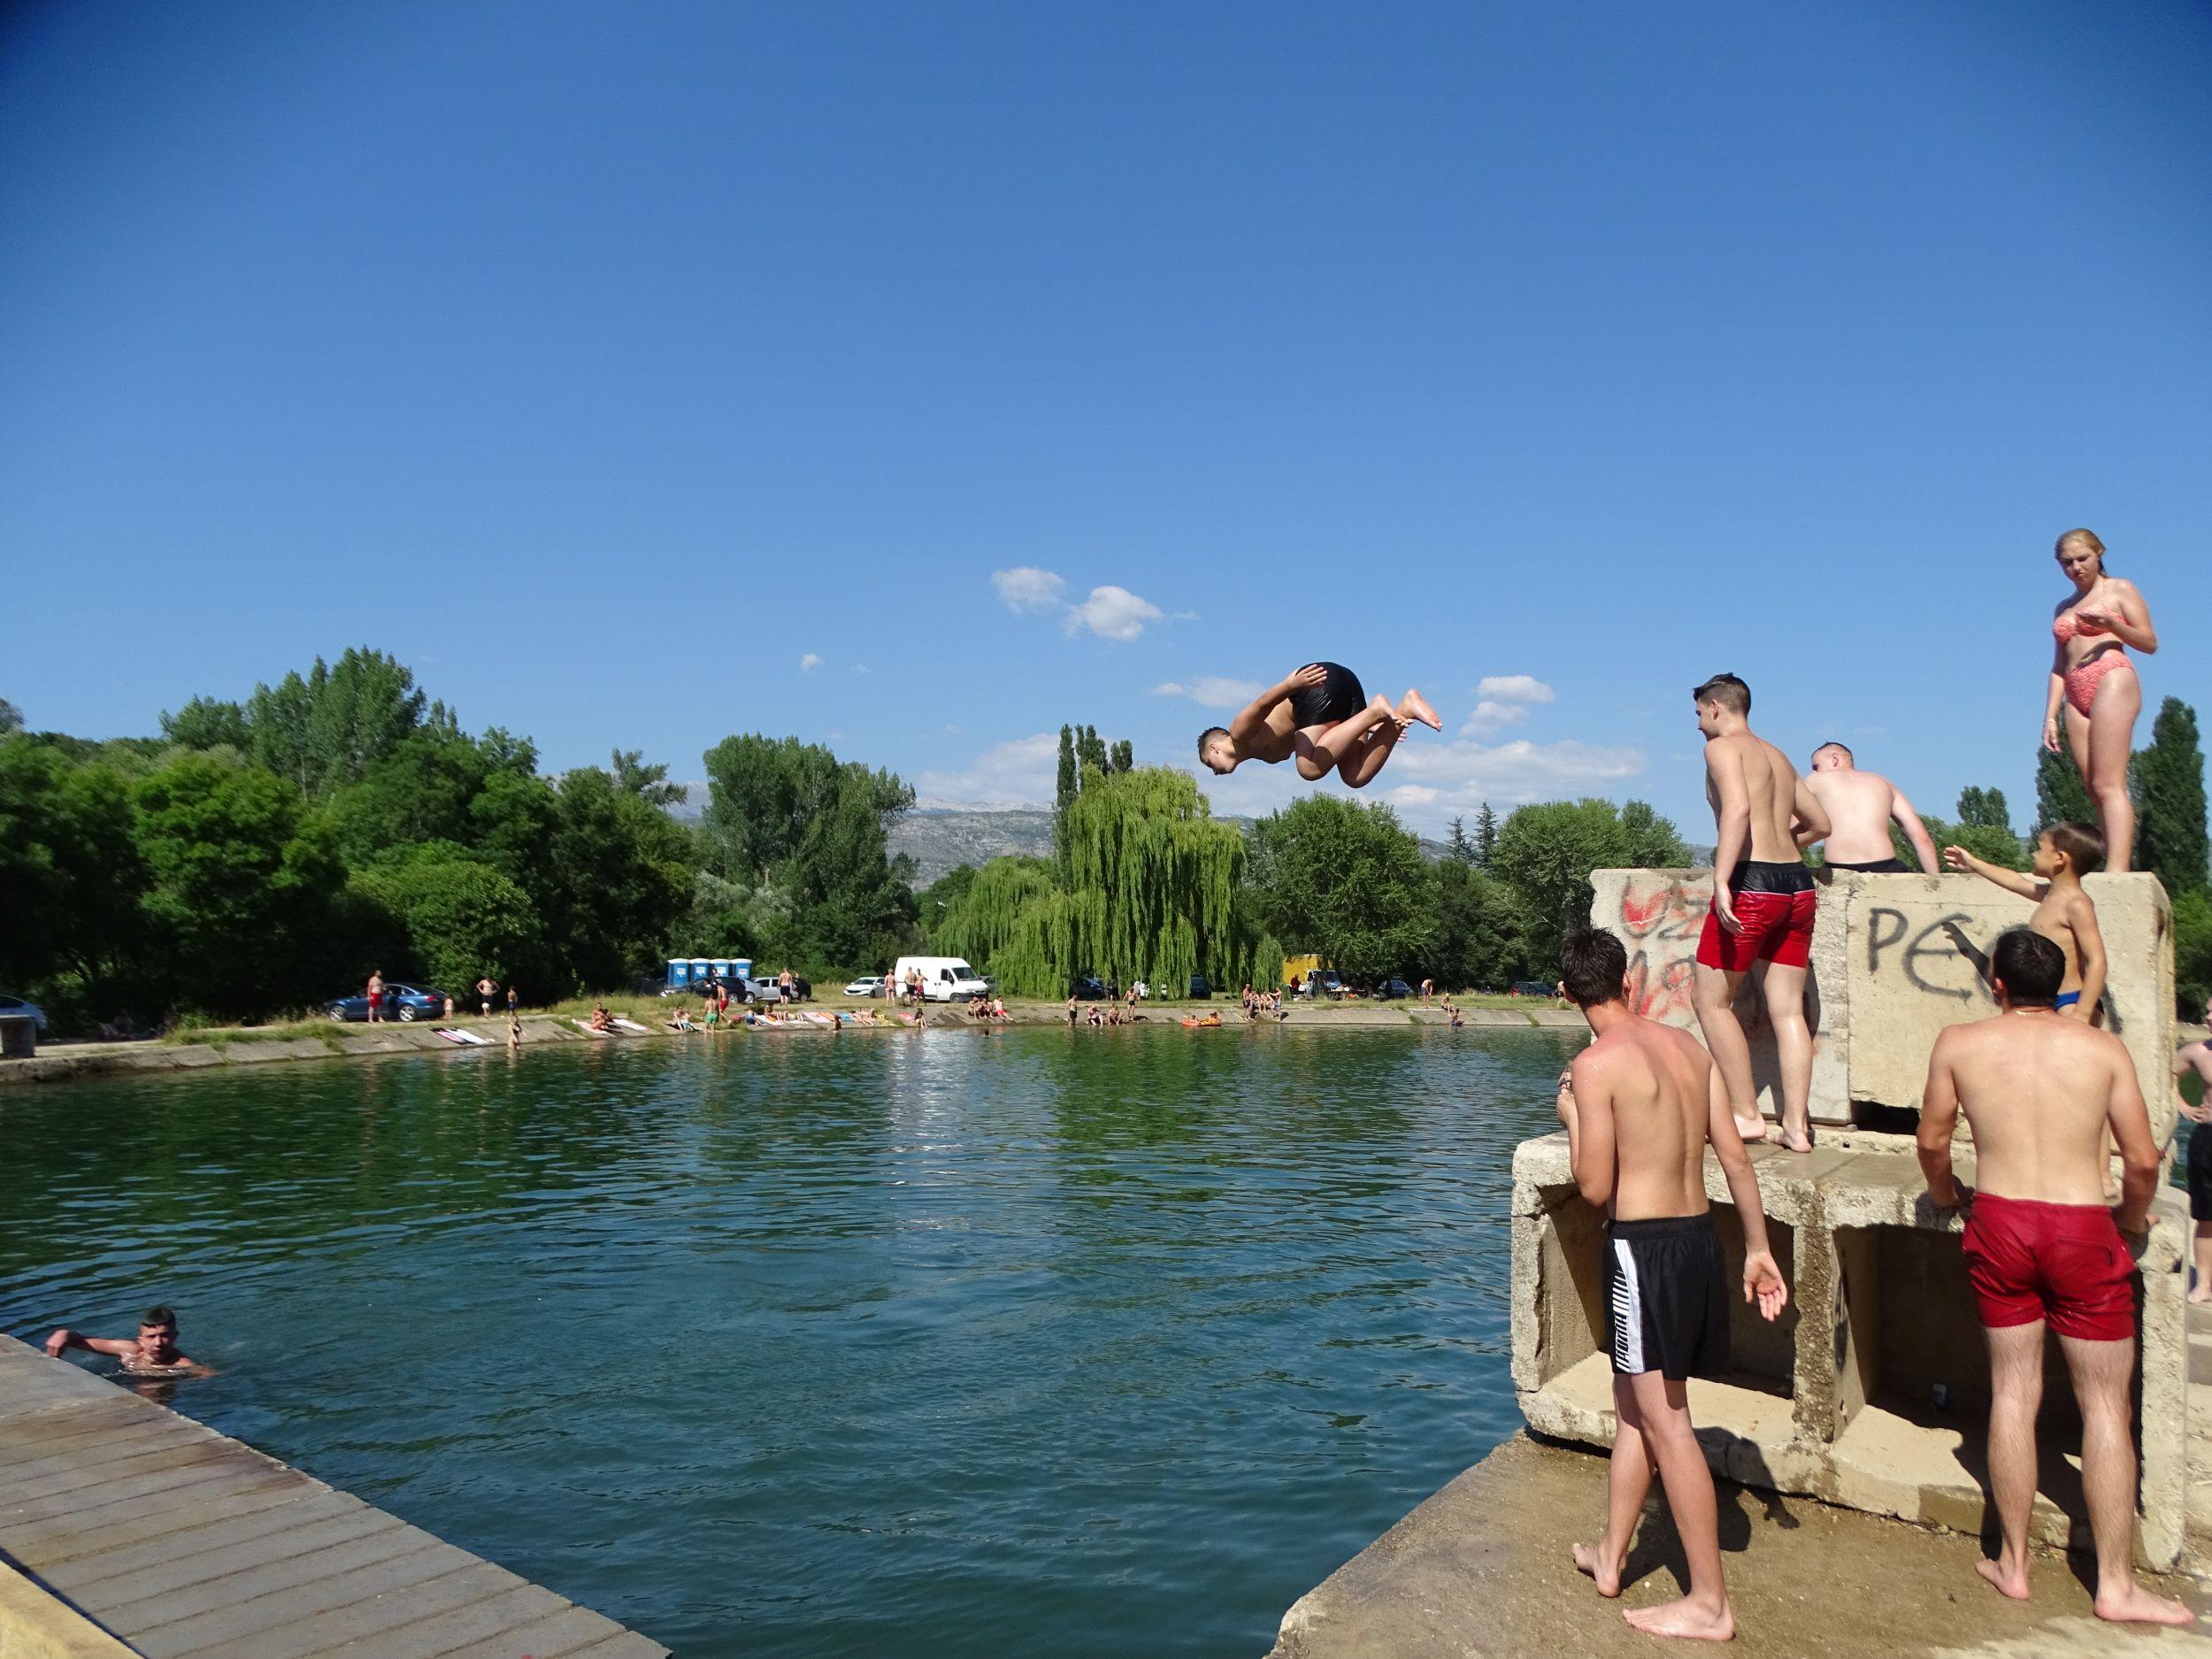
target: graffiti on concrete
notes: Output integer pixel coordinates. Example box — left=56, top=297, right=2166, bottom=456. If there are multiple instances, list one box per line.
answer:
left=1610, top=874, right=1707, bottom=1023
left=1865, top=908, right=1978, bottom=1002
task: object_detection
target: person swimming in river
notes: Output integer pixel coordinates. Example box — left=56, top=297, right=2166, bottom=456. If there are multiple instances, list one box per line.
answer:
left=1197, top=663, right=1441, bottom=788
left=46, top=1307, right=212, bottom=1378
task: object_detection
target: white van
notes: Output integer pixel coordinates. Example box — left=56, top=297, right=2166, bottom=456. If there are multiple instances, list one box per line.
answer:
left=891, top=956, right=995, bottom=1004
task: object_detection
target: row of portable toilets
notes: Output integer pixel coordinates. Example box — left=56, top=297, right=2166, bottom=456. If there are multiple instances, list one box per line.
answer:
left=665, top=957, right=755, bottom=989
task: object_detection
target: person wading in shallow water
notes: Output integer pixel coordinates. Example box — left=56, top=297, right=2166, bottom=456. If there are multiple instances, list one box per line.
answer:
left=1553, top=928, right=1786, bottom=1643
left=1917, top=929, right=2188, bottom=1627
left=47, top=1307, right=212, bottom=1378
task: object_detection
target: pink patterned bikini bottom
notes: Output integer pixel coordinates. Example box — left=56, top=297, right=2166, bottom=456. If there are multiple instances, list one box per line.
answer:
left=2062, top=650, right=2131, bottom=718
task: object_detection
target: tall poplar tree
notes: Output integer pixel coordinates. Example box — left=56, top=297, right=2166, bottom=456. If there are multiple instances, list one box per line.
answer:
left=2135, top=698, right=2208, bottom=897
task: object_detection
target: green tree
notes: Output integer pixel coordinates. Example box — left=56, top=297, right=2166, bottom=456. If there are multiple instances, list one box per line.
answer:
left=1245, top=795, right=1434, bottom=981
left=1446, top=815, right=1475, bottom=864
left=0, top=740, right=146, bottom=1006
left=2033, top=746, right=2096, bottom=833
left=1619, top=800, right=1692, bottom=867
left=2173, top=889, right=2212, bottom=1016
left=1956, top=786, right=2013, bottom=831
left=160, top=696, right=251, bottom=751
left=1109, top=739, right=1133, bottom=773
left=1490, top=798, right=1687, bottom=965
left=0, top=698, right=19, bottom=735
left=133, top=751, right=348, bottom=1018
left=611, top=748, right=684, bottom=809
left=918, top=864, right=979, bottom=935
left=1473, top=801, right=1498, bottom=868
left=2133, top=698, right=2208, bottom=897
left=1431, top=859, right=1525, bottom=990
left=356, top=849, right=545, bottom=991
left=322, top=729, right=491, bottom=869
left=546, top=766, right=695, bottom=992
left=244, top=648, right=431, bottom=798
left=933, top=857, right=1060, bottom=970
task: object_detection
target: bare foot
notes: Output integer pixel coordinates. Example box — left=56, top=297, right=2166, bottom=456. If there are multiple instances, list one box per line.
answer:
left=1975, top=1557, right=2030, bottom=1601
left=2093, top=1581, right=2195, bottom=1626
left=1398, top=688, right=1443, bottom=731
left=2190, top=1286, right=2211, bottom=1305
left=1778, top=1133, right=1813, bottom=1154
left=1623, top=1596, right=1734, bottom=1641
left=1572, top=1541, right=1624, bottom=1598
left=1734, top=1117, right=1769, bottom=1144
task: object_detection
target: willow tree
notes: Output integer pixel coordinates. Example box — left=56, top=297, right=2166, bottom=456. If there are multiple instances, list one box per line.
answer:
left=937, top=765, right=1279, bottom=995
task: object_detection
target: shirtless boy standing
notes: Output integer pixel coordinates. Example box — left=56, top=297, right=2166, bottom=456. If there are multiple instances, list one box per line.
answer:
left=1691, top=674, right=1831, bottom=1151
left=1917, top=929, right=2187, bottom=1626
left=47, top=1307, right=211, bottom=1377
left=1555, top=929, right=1788, bottom=1642
left=1804, top=742, right=1938, bottom=872
left=1945, top=822, right=2107, bottom=1020
left=1197, top=663, right=1440, bottom=790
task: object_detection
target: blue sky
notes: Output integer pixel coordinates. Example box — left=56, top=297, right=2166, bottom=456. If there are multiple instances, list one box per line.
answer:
left=4, top=0, right=2208, bottom=838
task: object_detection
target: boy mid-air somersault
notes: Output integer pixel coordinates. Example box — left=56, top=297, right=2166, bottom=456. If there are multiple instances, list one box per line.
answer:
left=1553, top=927, right=1789, bottom=1642
left=1196, top=662, right=1440, bottom=788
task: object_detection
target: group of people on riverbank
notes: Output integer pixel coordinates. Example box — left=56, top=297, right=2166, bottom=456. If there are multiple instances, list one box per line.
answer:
left=1549, top=529, right=2187, bottom=1639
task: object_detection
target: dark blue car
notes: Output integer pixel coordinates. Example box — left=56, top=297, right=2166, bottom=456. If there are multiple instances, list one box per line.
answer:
left=325, top=982, right=447, bottom=1023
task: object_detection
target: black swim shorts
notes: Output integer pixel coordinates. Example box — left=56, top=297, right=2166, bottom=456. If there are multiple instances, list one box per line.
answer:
left=1604, top=1214, right=1731, bottom=1382
left=1288, top=662, right=1367, bottom=729
left=2189, top=1118, right=2212, bottom=1224
left=1825, top=857, right=1909, bottom=873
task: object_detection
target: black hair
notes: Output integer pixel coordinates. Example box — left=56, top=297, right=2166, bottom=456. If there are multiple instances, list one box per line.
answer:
left=1558, top=929, right=1627, bottom=1009
left=1692, top=672, right=1750, bottom=715
left=1991, top=928, right=2064, bottom=1006
left=1196, top=726, right=1231, bottom=757
left=142, top=1306, right=177, bottom=1328
left=1813, top=741, right=1852, bottom=762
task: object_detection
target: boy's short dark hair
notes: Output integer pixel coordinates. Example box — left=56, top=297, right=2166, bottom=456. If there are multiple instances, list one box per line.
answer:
left=1692, top=673, right=1750, bottom=714
left=1991, top=928, right=2065, bottom=1005
left=1196, top=726, right=1231, bottom=756
left=2044, top=819, right=2106, bottom=874
left=142, top=1306, right=176, bottom=1328
left=1813, top=741, right=1851, bottom=763
left=1558, top=929, right=1628, bottom=1009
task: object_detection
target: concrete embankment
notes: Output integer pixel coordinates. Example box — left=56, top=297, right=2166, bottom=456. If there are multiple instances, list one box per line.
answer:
left=0, top=1003, right=1583, bottom=1088
left=1269, top=1432, right=2212, bottom=1658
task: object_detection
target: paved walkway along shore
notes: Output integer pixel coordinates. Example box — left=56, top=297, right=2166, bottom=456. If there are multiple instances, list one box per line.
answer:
left=1269, top=1432, right=2212, bottom=1659
left=0, top=1003, right=1588, bottom=1088
left=0, top=1335, right=667, bottom=1659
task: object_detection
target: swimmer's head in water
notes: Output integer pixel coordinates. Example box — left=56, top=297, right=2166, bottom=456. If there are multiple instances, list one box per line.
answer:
left=139, top=1308, right=179, bottom=1357
left=1196, top=727, right=1237, bottom=774
left=1557, top=929, right=1629, bottom=1010
left=1811, top=741, right=1853, bottom=772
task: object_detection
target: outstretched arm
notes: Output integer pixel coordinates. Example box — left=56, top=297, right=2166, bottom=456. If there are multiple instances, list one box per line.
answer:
left=1705, top=1056, right=1787, bottom=1319
left=1940, top=845, right=2042, bottom=900
left=44, top=1331, right=137, bottom=1360
left=1917, top=1033, right=1969, bottom=1209
left=1890, top=789, right=1939, bottom=872
left=1229, top=665, right=1325, bottom=744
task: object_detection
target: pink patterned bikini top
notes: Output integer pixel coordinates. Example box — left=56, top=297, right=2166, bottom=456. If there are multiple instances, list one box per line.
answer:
left=2052, top=610, right=2116, bottom=643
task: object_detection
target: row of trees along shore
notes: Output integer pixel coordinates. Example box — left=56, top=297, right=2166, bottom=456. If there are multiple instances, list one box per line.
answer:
left=2, top=657, right=2206, bottom=1035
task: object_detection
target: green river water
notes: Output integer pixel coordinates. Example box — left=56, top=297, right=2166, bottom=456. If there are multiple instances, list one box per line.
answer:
left=0, top=1025, right=1577, bottom=1656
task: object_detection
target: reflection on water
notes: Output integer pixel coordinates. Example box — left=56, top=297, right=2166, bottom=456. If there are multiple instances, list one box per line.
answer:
left=1, top=1026, right=1574, bottom=1659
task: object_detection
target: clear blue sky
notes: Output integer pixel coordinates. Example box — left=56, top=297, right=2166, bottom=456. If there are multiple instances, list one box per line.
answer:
left=4, top=0, right=2208, bottom=838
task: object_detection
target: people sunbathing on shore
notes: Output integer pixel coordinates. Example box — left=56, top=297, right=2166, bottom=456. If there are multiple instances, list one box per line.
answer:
left=1197, top=662, right=1440, bottom=790
left=586, top=1002, right=615, bottom=1033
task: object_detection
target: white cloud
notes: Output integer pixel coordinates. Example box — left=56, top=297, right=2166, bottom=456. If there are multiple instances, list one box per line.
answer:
left=915, top=733, right=1062, bottom=809
left=1153, top=676, right=1263, bottom=710
left=992, top=567, right=1068, bottom=613
left=1065, top=584, right=1164, bottom=641
left=1390, top=784, right=1442, bottom=806
left=799, top=652, right=822, bottom=672
left=1476, top=674, right=1555, bottom=705
left=1463, top=699, right=1531, bottom=734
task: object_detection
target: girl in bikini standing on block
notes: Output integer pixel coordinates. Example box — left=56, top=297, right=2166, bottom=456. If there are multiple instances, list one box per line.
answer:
left=2046, top=528, right=2158, bottom=873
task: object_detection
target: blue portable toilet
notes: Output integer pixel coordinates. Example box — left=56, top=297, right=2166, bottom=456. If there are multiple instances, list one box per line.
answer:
left=666, top=958, right=691, bottom=990
left=710, top=958, right=732, bottom=985
left=731, top=957, right=754, bottom=983
left=689, top=957, right=712, bottom=987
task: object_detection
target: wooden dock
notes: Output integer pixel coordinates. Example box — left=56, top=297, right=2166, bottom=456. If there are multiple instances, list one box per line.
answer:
left=0, top=1335, right=668, bottom=1659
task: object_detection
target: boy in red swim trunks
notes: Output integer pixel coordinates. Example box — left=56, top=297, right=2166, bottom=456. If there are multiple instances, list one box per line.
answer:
left=1688, top=674, right=1830, bottom=1151
left=1917, top=928, right=2187, bottom=1628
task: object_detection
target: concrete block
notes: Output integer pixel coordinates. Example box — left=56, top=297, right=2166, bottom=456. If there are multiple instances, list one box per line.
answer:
left=1590, top=868, right=2177, bottom=1141
left=1510, top=1129, right=2192, bottom=1570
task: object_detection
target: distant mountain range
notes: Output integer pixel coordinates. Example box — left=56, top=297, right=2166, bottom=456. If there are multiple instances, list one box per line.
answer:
left=672, top=790, right=1709, bottom=887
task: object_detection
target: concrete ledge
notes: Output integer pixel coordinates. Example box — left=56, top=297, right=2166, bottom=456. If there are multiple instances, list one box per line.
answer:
left=1268, top=1432, right=2212, bottom=1658
left=0, top=1563, right=138, bottom=1658
left=1511, top=1131, right=2192, bottom=1568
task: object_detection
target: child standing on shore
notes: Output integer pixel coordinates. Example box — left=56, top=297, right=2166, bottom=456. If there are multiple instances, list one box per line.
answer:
left=1945, top=822, right=2108, bottom=1019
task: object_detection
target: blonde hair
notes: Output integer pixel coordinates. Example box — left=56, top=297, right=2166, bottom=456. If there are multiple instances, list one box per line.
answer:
left=2055, top=527, right=2108, bottom=574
